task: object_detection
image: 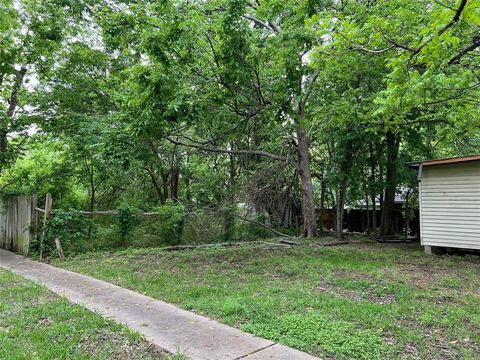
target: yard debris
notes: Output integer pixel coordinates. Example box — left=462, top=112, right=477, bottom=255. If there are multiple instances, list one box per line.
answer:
left=234, top=214, right=295, bottom=239
left=278, top=239, right=299, bottom=246
left=160, top=239, right=299, bottom=252
left=315, top=241, right=350, bottom=247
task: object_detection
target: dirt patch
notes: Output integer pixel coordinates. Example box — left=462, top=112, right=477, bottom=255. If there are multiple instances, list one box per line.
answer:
left=317, top=284, right=362, bottom=302
left=347, top=241, right=422, bottom=253
left=403, top=343, right=421, bottom=359
left=369, top=293, right=397, bottom=305
left=336, top=288, right=363, bottom=302
left=79, top=330, right=169, bottom=359
left=317, top=284, right=397, bottom=304
left=28, top=292, right=58, bottom=308
left=396, top=319, right=480, bottom=359
left=383, top=265, right=472, bottom=290
left=431, top=332, right=480, bottom=359
left=333, top=269, right=373, bottom=282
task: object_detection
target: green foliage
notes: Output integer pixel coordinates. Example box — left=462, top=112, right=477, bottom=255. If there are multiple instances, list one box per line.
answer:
left=244, top=313, right=388, bottom=359
left=0, top=0, right=92, bottom=169
left=4, top=0, right=480, bottom=247
left=117, top=205, right=140, bottom=247
left=32, top=210, right=91, bottom=258
left=182, top=209, right=225, bottom=244
left=0, top=137, right=85, bottom=207
left=222, top=204, right=236, bottom=242
left=234, top=214, right=274, bottom=240
left=151, top=201, right=186, bottom=245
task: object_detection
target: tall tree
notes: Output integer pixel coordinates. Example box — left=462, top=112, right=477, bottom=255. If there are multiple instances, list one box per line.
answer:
left=97, top=0, right=332, bottom=237
left=323, top=0, right=480, bottom=236
left=0, top=0, right=89, bottom=173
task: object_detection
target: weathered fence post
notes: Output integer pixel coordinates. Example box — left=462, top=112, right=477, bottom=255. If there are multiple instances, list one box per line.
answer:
left=32, top=194, right=39, bottom=228
left=40, top=193, right=52, bottom=260
left=0, top=197, right=5, bottom=250
left=25, top=194, right=38, bottom=256
left=54, top=238, right=65, bottom=260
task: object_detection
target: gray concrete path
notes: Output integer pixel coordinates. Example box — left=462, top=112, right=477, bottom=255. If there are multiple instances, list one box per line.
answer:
left=0, top=250, right=319, bottom=360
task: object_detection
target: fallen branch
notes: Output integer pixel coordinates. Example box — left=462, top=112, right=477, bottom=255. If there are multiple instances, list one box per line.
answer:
left=234, top=214, right=295, bottom=239
left=279, top=239, right=299, bottom=246
left=316, top=241, right=350, bottom=247
left=374, top=237, right=418, bottom=243
left=160, top=240, right=295, bottom=252
left=262, top=241, right=294, bottom=248
left=162, top=241, right=263, bottom=251
left=162, top=245, right=196, bottom=251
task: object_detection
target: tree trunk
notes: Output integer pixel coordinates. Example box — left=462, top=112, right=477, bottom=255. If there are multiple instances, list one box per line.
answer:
left=224, top=151, right=236, bottom=241
left=89, top=175, right=95, bottom=212
left=0, top=129, right=8, bottom=175
left=295, top=123, right=317, bottom=238
left=0, top=65, right=27, bottom=174
left=87, top=170, right=95, bottom=239
left=404, top=188, right=411, bottom=239
left=334, top=131, right=355, bottom=240
left=335, top=177, right=347, bottom=240
left=6, top=66, right=27, bottom=118
left=170, top=166, right=179, bottom=202
left=380, top=130, right=400, bottom=237
left=319, top=176, right=326, bottom=233
left=370, top=144, right=377, bottom=238
left=281, top=170, right=298, bottom=228
left=185, top=176, right=191, bottom=203
left=145, top=166, right=165, bottom=204
left=365, top=189, right=370, bottom=234
left=371, top=191, right=377, bottom=237
left=161, top=174, right=169, bottom=205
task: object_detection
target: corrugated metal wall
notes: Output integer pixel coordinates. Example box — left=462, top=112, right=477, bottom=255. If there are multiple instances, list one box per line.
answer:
left=420, top=161, right=480, bottom=250
left=0, top=195, right=37, bottom=255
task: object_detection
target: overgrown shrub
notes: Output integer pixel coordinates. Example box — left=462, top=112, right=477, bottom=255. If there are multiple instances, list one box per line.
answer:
left=222, top=205, right=237, bottom=242
left=31, top=209, right=92, bottom=258
left=117, top=205, right=140, bottom=247
left=234, top=214, right=272, bottom=240
left=151, top=201, right=186, bottom=245
left=31, top=203, right=291, bottom=258
left=183, top=209, right=224, bottom=244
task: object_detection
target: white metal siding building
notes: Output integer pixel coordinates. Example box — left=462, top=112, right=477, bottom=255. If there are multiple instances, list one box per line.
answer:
left=409, top=155, right=480, bottom=252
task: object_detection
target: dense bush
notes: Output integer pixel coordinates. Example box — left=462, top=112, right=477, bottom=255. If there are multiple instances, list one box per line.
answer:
left=31, top=210, right=92, bottom=258
left=151, top=201, right=186, bottom=245
left=35, top=202, right=287, bottom=258
left=183, top=209, right=225, bottom=244
left=117, top=205, right=141, bottom=247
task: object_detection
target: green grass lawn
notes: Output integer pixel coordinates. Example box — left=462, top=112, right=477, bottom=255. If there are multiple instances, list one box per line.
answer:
left=0, top=268, right=172, bottom=360
left=53, top=238, right=480, bottom=360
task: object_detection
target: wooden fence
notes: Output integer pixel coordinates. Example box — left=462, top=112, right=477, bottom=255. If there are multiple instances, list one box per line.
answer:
left=317, top=207, right=420, bottom=236
left=0, top=195, right=37, bottom=255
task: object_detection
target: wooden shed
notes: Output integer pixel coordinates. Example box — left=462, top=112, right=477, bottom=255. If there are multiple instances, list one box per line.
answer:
left=408, top=155, right=480, bottom=254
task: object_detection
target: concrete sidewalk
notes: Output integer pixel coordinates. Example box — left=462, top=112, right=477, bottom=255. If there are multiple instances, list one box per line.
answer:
left=0, top=249, right=319, bottom=360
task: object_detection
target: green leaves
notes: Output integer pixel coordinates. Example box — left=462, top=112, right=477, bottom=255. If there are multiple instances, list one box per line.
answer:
left=117, top=205, right=140, bottom=246
left=151, top=201, right=186, bottom=245
left=34, top=209, right=92, bottom=257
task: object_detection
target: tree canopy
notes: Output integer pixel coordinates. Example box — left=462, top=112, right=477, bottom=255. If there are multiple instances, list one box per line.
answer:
left=1, top=0, right=479, bottom=240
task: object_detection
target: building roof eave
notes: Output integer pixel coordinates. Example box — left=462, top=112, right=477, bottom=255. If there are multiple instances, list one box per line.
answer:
left=405, top=154, right=480, bottom=170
